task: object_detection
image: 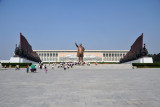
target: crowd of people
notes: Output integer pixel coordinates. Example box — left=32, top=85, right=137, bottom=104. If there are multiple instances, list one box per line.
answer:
left=25, top=62, right=93, bottom=72
left=58, top=62, right=75, bottom=70
left=1, top=62, right=96, bottom=73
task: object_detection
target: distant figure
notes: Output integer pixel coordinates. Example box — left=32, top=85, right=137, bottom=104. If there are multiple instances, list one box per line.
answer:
left=44, top=65, right=48, bottom=73
left=40, top=64, right=42, bottom=69
left=63, top=64, right=67, bottom=70
left=52, top=64, right=54, bottom=70
left=35, top=65, right=37, bottom=71
left=15, top=65, right=20, bottom=70
left=26, top=65, right=29, bottom=73
left=87, top=62, right=90, bottom=66
left=94, top=62, right=98, bottom=65
left=39, top=62, right=43, bottom=69
left=75, top=43, right=85, bottom=63
left=30, top=64, right=36, bottom=72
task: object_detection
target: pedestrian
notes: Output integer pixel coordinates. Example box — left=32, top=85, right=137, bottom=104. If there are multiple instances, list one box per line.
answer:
left=15, top=65, right=19, bottom=70
left=45, top=65, right=48, bottom=73
left=26, top=65, right=29, bottom=73
left=40, top=64, right=42, bottom=69
left=52, top=64, right=54, bottom=70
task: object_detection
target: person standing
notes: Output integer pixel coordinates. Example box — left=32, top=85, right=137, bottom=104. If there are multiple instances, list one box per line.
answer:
left=44, top=65, right=48, bottom=73
left=52, top=64, right=54, bottom=70
left=26, top=65, right=29, bottom=73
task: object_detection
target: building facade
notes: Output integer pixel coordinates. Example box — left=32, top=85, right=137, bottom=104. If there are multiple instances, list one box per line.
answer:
left=34, top=50, right=129, bottom=62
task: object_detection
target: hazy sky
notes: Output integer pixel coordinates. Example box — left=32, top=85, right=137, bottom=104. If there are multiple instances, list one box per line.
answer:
left=0, top=0, right=160, bottom=60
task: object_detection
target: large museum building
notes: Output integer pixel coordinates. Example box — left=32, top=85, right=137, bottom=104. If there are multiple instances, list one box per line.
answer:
left=34, top=50, right=128, bottom=62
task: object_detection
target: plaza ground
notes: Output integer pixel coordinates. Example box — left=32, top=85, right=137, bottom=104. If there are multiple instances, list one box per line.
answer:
left=0, top=64, right=160, bottom=107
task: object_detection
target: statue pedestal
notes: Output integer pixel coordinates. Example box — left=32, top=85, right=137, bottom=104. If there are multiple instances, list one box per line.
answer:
left=10, top=57, right=37, bottom=64
left=123, top=57, right=153, bottom=64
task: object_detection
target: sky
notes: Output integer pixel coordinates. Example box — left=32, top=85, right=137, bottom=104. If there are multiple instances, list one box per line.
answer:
left=0, top=0, right=160, bottom=60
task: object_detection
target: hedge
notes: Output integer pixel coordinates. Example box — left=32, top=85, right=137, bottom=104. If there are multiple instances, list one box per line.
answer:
left=132, top=63, right=160, bottom=68
left=1, top=63, right=32, bottom=68
left=90, top=62, right=119, bottom=64
left=42, top=62, right=119, bottom=64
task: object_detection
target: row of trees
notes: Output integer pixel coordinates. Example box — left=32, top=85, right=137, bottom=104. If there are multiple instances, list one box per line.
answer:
left=148, top=53, right=160, bottom=62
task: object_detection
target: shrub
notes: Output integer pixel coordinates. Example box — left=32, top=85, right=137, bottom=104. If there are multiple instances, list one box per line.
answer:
left=132, top=63, right=160, bottom=68
left=1, top=63, right=32, bottom=68
left=90, top=62, right=119, bottom=64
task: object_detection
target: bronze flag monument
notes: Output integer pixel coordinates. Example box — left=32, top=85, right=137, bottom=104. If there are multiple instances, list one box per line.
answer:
left=75, top=43, right=85, bottom=63
left=14, top=32, right=41, bottom=63
left=120, top=33, right=148, bottom=63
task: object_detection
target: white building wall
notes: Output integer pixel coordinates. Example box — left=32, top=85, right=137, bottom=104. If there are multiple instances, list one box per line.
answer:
left=34, top=50, right=128, bottom=62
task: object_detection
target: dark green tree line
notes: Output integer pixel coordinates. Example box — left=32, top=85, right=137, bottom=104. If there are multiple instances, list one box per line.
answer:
left=148, top=53, right=160, bottom=62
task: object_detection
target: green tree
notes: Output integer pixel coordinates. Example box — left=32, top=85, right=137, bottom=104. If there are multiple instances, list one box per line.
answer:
left=148, top=53, right=160, bottom=62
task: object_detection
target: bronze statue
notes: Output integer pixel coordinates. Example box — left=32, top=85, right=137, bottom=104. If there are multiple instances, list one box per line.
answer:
left=14, top=32, right=41, bottom=63
left=120, top=33, right=148, bottom=63
left=75, top=43, right=85, bottom=63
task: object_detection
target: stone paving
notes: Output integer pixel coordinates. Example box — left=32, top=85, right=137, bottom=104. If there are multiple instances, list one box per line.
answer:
left=0, top=64, right=160, bottom=107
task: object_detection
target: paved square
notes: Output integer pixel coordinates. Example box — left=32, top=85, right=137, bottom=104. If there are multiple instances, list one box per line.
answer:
left=0, top=64, right=160, bottom=107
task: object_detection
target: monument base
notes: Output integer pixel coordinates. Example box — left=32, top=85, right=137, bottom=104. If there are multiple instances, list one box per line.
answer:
left=9, top=57, right=38, bottom=64
left=123, top=57, right=153, bottom=64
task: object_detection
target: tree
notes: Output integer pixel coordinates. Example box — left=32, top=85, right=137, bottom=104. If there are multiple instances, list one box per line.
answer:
left=148, top=53, right=160, bottom=62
